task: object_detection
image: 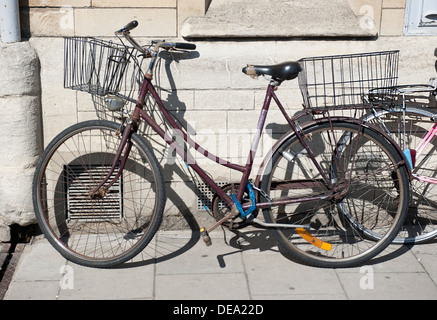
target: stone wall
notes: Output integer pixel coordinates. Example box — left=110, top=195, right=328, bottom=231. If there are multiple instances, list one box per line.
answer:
left=1, top=0, right=436, bottom=235
left=0, top=41, right=41, bottom=241
left=19, top=0, right=209, bottom=37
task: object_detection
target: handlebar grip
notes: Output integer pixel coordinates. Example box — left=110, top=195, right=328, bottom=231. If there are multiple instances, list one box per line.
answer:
left=118, top=20, right=138, bottom=33
left=174, top=42, right=196, bottom=50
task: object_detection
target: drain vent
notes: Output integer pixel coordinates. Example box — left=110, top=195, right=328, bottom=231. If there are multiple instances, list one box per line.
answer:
left=64, top=164, right=123, bottom=221
left=196, top=181, right=228, bottom=210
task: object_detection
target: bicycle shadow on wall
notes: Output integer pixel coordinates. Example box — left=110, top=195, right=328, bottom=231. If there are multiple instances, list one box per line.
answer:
left=91, top=50, right=209, bottom=267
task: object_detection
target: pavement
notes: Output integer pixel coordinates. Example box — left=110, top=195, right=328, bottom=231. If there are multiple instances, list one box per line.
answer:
left=1, top=227, right=437, bottom=301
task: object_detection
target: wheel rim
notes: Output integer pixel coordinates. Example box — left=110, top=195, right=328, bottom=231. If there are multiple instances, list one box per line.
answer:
left=35, top=123, right=161, bottom=265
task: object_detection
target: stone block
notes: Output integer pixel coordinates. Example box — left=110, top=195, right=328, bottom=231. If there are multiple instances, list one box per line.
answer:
left=158, top=89, right=195, bottom=112
left=74, top=8, right=176, bottom=37
left=92, top=0, right=176, bottom=7
left=180, top=110, right=227, bottom=133
left=39, top=88, right=77, bottom=145
left=194, top=156, right=233, bottom=180
left=155, top=52, right=231, bottom=90
left=161, top=180, right=201, bottom=228
left=0, top=41, right=41, bottom=240
left=228, top=110, right=261, bottom=132
left=177, top=0, right=208, bottom=32
left=77, top=111, right=98, bottom=122
left=42, top=113, right=77, bottom=145
left=382, top=0, right=406, bottom=8
left=0, top=168, right=38, bottom=227
left=380, top=8, right=405, bottom=36
left=40, top=89, right=76, bottom=117
left=194, top=90, right=254, bottom=110
left=76, top=91, right=97, bottom=113
left=181, top=0, right=377, bottom=39
left=0, top=223, right=10, bottom=242
left=20, top=0, right=90, bottom=7
left=0, top=42, right=40, bottom=96
left=21, top=8, right=75, bottom=37
left=0, top=95, right=42, bottom=167
left=28, top=37, right=64, bottom=91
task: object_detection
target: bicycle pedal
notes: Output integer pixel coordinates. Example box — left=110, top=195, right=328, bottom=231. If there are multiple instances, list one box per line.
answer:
left=200, top=227, right=212, bottom=247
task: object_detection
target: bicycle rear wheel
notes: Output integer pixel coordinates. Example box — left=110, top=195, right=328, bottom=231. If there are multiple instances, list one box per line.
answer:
left=260, top=121, right=409, bottom=268
left=365, top=106, right=437, bottom=243
left=33, top=120, right=165, bottom=268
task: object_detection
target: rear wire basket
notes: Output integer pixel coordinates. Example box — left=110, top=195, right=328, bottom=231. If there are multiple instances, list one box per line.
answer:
left=298, top=50, right=400, bottom=111
left=64, top=37, right=137, bottom=97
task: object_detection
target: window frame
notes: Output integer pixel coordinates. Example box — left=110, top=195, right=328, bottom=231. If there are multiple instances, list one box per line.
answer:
left=404, top=0, right=437, bottom=35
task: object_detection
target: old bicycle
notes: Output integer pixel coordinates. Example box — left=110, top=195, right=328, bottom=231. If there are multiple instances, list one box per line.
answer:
left=32, top=21, right=410, bottom=268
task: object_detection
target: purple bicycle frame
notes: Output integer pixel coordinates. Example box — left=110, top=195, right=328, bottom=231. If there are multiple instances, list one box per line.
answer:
left=133, top=78, right=272, bottom=206
left=97, top=77, right=334, bottom=231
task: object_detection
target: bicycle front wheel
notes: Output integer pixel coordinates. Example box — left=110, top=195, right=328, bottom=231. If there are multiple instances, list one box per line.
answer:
left=33, top=120, right=166, bottom=268
left=260, top=121, right=409, bottom=268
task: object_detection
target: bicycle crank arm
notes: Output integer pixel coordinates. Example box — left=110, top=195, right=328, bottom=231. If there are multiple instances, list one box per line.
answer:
left=250, top=218, right=310, bottom=230
left=200, top=204, right=241, bottom=247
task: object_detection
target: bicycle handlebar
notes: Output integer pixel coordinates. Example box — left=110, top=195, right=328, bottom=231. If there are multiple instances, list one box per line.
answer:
left=172, top=42, right=197, bottom=50
left=115, top=21, right=196, bottom=54
left=151, top=40, right=196, bottom=51
left=116, top=20, right=139, bottom=34
left=115, top=21, right=196, bottom=80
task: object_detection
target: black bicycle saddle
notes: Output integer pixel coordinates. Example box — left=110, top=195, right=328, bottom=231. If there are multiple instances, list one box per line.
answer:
left=242, top=61, right=302, bottom=82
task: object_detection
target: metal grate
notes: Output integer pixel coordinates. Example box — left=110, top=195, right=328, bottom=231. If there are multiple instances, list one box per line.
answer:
left=196, top=181, right=228, bottom=211
left=64, top=164, right=123, bottom=221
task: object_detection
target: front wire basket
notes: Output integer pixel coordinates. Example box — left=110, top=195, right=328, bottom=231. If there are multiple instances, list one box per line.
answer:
left=298, top=50, right=400, bottom=111
left=64, top=37, right=142, bottom=99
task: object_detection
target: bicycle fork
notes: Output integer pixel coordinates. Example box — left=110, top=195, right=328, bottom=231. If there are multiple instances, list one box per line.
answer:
left=89, top=122, right=134, bottom=200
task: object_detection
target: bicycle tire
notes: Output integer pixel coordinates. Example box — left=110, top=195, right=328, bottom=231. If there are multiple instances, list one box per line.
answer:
left=260, top=121, right=409, bottom=268
left=364, top=106, right=437, bottom=244
left=33, top=120, right=166, bottom=268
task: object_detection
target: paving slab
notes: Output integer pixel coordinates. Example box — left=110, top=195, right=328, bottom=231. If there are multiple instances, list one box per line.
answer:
left=57, top=262, right=155, bottom=300
left=3, top=230, right=437, bottom=301
left=155, top=230, right=245, bottom=275
left=155, top=273, right=250, bottom=300
left=338, top=272, right=437, bottom=300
